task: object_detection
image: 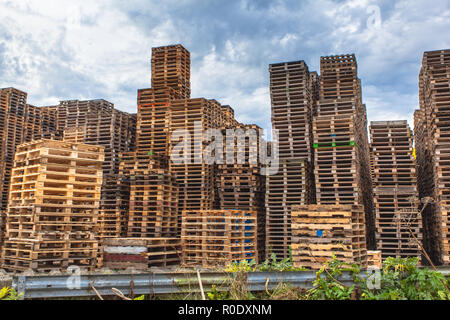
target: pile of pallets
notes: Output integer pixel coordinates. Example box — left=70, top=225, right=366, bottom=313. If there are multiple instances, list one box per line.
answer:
left=319, top=55, right=361, bottom=100
left=56, top=99, right=137, bottom=243
left=102, top=238, right=181, bottom=270
left=291, top=204, right=367, bottom=269
left=313, top=114, right=358, bottom=204
left=0, top=139, right=104, bottom=272
left=265, top=158, right=314, bottom=259
left=151, top=44, right=191, bottom=100
left=128, top=170, right=179, bottom=238
left=215, top=124, right=266, bottom=260
left=181, top=209, right=258, bottom=267
left=63, top=126, right=86, bottom=143
left=168, top=99, right=221, bottom=228
left=370, top=121, right=422, bottom=260
left=269, top=61, right=315, bottom=161
left=117, top=151, right=178, bottom=238
left=313, top=54, right=376, bottom=250
left=266, top=61, right=317, bottom=260
left=97, top=174, right=130, bottom=240
left=136, top=87, right=175, bottom=155
left=414, top=49, right=450, bottom=264
left=0, top=89, right=60, bottom=245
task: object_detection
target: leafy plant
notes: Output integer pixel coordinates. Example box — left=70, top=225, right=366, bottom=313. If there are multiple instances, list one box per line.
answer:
left=305, top=255, right=361, bottom=300
left=259, top=250, right=307, bottom=272
left=224, top=259, right=257, bottom=273
left=207, top=285, right=230, bottom=300
left=0, top=287, right=23, bottom=300
left=133, top=295, right=145, bottom=300
left=358, top=257, right=450, bottom=300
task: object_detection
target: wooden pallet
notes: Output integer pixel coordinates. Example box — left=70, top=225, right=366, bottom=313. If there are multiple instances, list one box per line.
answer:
left=102, top=238, right=181, bottom=270
left=0, top=139, right=104, bottom=272
left=127, top=169, right=179, bottom=238
left=97, top=174, right=130, bottom=240
left=151, top=44, right=191, bottom=99
left=181, top=209, right=258, bottom=267
left=414, top=49, right=450, bottom=265
left=370, top=121, right=423, bottom=260
left=320, top=54, right=361, bottom=100
left=291, top=204, right=367, bottom=269
left=265, top=158, right=314, bottom=260
left=313, top=55, right=376, bottom=250
left=367, top=250, right=382, bottom=269
left=269, top=61, right=316, bottom=161
left=0, top=89, right=60, bottom=213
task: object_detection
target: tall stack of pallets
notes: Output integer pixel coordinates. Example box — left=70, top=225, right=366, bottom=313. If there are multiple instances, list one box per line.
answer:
left=57, top=99, right=137, bottom=241
left=123, top=154, right=179, bottom=238
left=313, top=54, right=375, bottom=250
left=168, top=98, right=219, bottom=219
left=0, top=88, right=60, bottom=246
left=291, top=205, right=367, bottom=269
left=181, top=209, right=258, bottom=267
left=414, top=49, right=450, bottom=265
left=151, top=44, right=191, bottom=100
left=0, top=139, right=104, bottom=272
left=370, top=121, right=422, bottom=260
left=215, top=124, right=266, bottom=260
left=266, top=61, right=317, bottom=260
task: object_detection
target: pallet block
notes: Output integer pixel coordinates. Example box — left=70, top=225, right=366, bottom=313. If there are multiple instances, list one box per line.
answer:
left=0, top=139, right=104, bottom=273
left=291, top=204, right=367, bottom=269
left=181, top=209, right=258, bottom=267
left=370, top=121, right=422, bottom=260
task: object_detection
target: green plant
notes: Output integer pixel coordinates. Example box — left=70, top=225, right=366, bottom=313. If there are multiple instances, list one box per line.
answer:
left=305, top=255, right=361, bottom=300
left=259, top=250, right=307, bottom=272
left=207, top=285, right=230, bottom=300
left=224, top=259, right=257, bottom=273
left=0, top=287, right=23, bottom=300
left=358, top=257, right=450, bottom=300
left=133, top=295, right=145, bottom=300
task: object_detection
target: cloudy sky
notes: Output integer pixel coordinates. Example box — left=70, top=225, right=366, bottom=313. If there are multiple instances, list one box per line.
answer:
left=0, top=0, right=449, bottom=131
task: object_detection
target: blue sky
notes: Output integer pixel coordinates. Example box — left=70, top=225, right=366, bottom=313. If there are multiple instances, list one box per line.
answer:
left=0, top=0, right=449, bottom=131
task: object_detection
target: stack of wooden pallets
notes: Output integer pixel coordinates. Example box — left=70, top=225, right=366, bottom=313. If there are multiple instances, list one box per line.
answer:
left=414, top=49, right=450, bottom=265
left=57, top=99, right=137, bottom=243
left=102, top=238, right=181, bottom=270
left=97, top=174, right=130, bottom=240
left=370, top=121, right=422, bottom=260
left=117, top=152, right=178, bottom=239
left=0, top=89, right=60, bottom=246
left=291, top=204, right=367, bottom=269
left=136, top=87, right=175, bottom=155
left=269, top=61, right=315, bottom=161
left=151, top=45, right=191, bottom=100
left=265, top=158, right=314, bottom=259
left=63, top=126, right=86, bottom=143
left=168, top=98, right=221, bottom=233
left=313, top=54, right=376, bottom=250
left=266, top=61, right=317, bottom=260
left=215, top=124, right=266, bottom=260
left=181, top=209, right=258, bottom=267
left=0, top=139, right=104, bottom=272
left=128, top=170, right=179, bottom=238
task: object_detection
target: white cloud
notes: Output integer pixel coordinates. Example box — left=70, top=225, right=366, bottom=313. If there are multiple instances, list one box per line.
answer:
left=0, top=0, right=449, bottom=130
